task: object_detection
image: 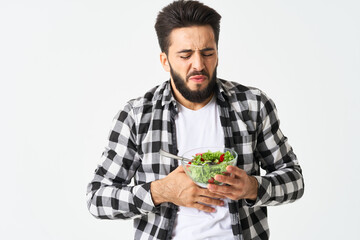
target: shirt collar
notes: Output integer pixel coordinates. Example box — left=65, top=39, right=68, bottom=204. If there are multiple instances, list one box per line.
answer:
left=214, top=78, right=228, bottom=102
left=154, top=80, right=177, bottom=108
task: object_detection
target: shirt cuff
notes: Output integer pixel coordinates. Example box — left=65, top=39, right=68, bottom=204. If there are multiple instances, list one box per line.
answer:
left=132, top=182, right=160, bottom=214
left=245, top=176, right=272, bottom=207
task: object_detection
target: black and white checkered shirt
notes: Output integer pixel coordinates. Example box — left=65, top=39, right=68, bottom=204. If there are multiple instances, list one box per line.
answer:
left=86, top=79, right=304, bottom=240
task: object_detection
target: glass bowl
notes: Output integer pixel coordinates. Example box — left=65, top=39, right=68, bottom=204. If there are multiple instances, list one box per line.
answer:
left=180, top=147, right=238, bottom=188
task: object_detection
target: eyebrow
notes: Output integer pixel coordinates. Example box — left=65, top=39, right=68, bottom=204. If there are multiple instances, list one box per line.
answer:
left=176, top=47, right=215, bottom=54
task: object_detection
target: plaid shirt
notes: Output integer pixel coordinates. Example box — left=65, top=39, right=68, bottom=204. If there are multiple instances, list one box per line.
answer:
left=86, top=79, right=304, bottom=240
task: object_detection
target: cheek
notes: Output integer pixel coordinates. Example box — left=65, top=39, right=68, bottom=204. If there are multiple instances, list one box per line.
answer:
left=179, top=65, right=192, bottom=79
left=170, top=58, right=190, bottom=73
left=202, top=58, right=216, bottom=72
left=207, top=57, right=218, bottom=68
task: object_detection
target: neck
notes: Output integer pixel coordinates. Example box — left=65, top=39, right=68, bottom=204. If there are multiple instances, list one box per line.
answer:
left=170, top=80, right=214, bottom=111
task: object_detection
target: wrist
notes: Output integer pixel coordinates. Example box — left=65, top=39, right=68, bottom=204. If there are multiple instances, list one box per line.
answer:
left=247, top=176, right=259, bottom=201
left=150, top=179, right=166, bottom=205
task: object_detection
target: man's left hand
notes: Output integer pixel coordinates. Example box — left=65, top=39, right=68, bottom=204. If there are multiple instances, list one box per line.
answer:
left=207, top=165, right=258, bottom=201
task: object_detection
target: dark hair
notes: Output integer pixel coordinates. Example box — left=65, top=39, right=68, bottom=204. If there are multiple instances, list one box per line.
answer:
left=154, top=0, right=221, bottom=54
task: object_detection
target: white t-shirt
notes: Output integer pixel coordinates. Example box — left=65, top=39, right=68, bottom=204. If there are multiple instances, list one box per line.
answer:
left=172, top=95, right=233, bottom=240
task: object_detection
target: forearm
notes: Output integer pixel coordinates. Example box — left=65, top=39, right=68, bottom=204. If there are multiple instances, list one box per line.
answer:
left=252, top=164, right=304, bottom=207
left=87, top=148, right=157, bottom=219
left=87, top=180, right=157, bottom=219
left=255, top=129, right=304, bottom=206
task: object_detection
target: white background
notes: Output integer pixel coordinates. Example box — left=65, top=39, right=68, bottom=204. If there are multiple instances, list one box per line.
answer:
left=1, top=0, right=359, bottom=239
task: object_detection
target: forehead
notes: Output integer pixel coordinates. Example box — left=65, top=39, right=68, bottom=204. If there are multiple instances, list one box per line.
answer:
left=168, top=25, right=216, bottom=52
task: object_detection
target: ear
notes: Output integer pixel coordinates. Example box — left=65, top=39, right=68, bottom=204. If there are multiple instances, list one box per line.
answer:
left=160, top=52, right=170, bottom=72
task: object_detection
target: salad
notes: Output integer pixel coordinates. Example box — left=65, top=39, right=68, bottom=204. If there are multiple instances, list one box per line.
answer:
left=186, top=150, right=235, bottom=185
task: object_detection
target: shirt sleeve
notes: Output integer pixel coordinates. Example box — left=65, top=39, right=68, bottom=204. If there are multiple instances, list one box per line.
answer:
left=86, top=102, right=159, bottom=219
left=250, top=93, right=305, bottom=207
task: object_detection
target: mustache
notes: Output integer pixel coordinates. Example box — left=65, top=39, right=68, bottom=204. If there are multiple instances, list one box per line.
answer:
left=186, top=70, right=210, bottom=80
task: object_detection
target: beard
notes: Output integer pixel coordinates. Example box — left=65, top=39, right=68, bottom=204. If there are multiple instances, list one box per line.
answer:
left=169, top=64, right=217, bottom=103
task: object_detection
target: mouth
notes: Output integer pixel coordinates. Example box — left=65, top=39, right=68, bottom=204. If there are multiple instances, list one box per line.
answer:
left=188, top=75, right=207, bottom=83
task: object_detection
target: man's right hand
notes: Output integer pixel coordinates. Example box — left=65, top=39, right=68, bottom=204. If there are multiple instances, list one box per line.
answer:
left=150, top=166, right=226, bottom=213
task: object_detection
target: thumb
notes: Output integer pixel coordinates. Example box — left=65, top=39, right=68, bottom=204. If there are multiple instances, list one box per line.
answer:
left=173, top=165, right=185, bottom=173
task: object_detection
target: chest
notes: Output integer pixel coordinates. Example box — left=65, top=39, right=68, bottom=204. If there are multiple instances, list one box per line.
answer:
left=136, top=102, right=259, bottom=182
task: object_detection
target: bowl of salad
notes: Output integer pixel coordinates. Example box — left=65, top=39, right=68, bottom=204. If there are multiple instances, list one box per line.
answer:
left=181, top=147, right=238, bottom=188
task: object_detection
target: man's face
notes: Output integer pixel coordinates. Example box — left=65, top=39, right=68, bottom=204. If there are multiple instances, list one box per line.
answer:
left=161, top=25, right=218, bottom=103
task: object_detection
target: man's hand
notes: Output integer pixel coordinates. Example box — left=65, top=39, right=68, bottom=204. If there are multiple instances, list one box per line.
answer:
left=207, top=165, right=258, bottom=201
left=151, top=166, right=226, bottom=213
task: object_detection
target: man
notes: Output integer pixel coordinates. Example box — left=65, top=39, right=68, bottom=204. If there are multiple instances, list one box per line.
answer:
left=86, top=1, right=304, bottom=239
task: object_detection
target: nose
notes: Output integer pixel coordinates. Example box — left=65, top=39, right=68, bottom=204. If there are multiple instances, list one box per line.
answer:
left=192, top=52, right=205, bottom=71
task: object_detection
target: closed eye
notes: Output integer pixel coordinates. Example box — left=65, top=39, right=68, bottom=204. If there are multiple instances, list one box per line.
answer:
left=202, top=53, right=214, bottom=57
left=180, top=53, right=214, bottom=59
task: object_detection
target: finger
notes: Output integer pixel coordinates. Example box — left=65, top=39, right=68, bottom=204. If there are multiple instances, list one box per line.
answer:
left=196, top=196, right=224, bottom=206
left=174, top=165, right=185, bottom=173
left=193, top=202, right=216, bottom=213
left=199, top=188, right=226, bottom=199
left=226, top=165, right=246, bottom=178
left=207, top=183, right=235, bottom=194
left=214, top=174, right=240, bottom=186
left=222, top=171, right=231, bottom=177
left=207, top=185, right=244, bottom=200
